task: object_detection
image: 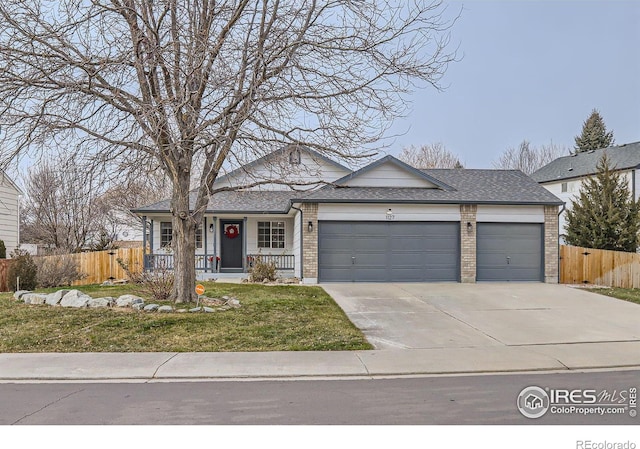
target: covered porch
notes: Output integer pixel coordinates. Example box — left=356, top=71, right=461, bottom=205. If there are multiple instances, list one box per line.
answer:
left=139, top=214, right=299, bottom=279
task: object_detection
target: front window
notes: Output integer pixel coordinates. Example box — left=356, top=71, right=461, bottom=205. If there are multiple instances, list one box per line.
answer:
left=561, top=182, right=568, bottom=193
left=258, top=221, right=285, bottom=248
left=195, top=224, right=203, bottom=249
left=160, top=222, right=172, bottom=248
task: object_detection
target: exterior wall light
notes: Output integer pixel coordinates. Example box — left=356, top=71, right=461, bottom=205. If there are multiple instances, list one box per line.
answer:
left=308, top=221, right=314, bottom=232
left=467, top=221, right=473, bottom=230
left=209, top=223, right=214, bottom=233
left=386, top=208, right=393, bottom=216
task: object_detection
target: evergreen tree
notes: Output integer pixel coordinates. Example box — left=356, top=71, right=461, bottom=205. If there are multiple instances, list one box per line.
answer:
left=565, top=155, right=640, bottom=252
left=574, top=109, right=615, bottom=153
left=0, top=240, right=5, bottom=259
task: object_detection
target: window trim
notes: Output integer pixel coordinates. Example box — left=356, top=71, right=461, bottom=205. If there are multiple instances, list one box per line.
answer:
left=160, top=222, right=172, bottom=248
left=257, top=221, right=286, bottom=249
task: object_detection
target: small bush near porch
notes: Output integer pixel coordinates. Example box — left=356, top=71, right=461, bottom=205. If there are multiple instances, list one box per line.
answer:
left=0, top=283, right=372, bottom=352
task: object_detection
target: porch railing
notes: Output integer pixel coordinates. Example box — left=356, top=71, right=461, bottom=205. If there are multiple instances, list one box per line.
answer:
left=247, top=254, right=295, bottom=271
left=144, top=253, right=295, bottom=272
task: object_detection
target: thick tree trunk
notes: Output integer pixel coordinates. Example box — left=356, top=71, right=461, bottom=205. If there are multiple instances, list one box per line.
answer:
left=170, top=177, right=197, bottom=304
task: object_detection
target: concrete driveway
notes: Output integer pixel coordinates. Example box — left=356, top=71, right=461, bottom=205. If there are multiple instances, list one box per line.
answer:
left=321, top=283, right=640, bottom=350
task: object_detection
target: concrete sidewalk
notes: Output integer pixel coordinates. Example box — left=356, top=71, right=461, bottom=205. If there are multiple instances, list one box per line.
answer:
left=1, top=341, right=639, bottom=381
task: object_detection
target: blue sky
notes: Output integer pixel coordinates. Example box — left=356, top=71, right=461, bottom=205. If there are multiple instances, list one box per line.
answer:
left=384, top=1, right=640, bottom=168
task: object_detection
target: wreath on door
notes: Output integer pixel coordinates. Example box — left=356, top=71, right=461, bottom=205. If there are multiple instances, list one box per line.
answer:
left=224, top=224, right=239, bottom=239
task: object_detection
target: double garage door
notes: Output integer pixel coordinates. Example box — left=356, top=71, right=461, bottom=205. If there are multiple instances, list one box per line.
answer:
left=318, top=221, right=543, bottom=283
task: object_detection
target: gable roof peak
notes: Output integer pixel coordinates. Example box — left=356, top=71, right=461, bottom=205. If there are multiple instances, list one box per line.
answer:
left=332, top=154, right=456, bottom=191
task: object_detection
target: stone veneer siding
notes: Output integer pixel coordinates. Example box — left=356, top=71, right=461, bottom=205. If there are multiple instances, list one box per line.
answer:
left=460, top=204, right=477, bottom=283
left=544, top=205, right=559, bottom=283
left=301, top=203, right=319, bottom=280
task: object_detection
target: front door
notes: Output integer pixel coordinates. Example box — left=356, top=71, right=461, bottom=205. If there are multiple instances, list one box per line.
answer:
left=220, top=220, right=243, bottom=271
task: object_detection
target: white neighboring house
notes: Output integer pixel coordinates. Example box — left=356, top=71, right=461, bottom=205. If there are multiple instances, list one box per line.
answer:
left=0, top=170, right=21, bottom=257
left=133, top=145, right=562, bottom=284
left=531, top=141, right=640, bottom=240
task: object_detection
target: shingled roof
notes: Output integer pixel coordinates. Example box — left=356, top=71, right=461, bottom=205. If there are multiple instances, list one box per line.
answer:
left=132, top=190, right=298, bottom=214
left=531, top=141, right=640, bottom=183
left=133, top=159, right=563, bottom=215
left=293, top=169, right=562, bottom=205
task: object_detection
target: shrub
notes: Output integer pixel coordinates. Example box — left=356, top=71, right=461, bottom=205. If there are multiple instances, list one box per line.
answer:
left=0, top=240, right=6, bottom=259
left=249, top=255, right=278, bottom=282
left=118, top=257, right=174, bottom=302
left=35, top=254, right=85, bottom=288
left=7, top=249, right=37, bottom=291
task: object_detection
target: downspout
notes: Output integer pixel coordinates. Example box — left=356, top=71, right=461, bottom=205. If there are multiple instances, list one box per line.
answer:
left=633, top=169, right=636, bottom=200
left=290, top=204, right=304, bottom=282
left=557, top=203, right=565, bottom=284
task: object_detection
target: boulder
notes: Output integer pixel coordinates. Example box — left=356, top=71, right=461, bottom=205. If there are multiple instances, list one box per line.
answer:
left=143, top=304, right=159, bottom=312
left=23, top=293, right=48, bottom=305
left=189, top=307, right=202, bottom=313
left=202, top=306, right=215, bottom=313
left=13, top=290, right=31, bottom=301
left=45, top=289, right=70, bottom=306
left=176, top=309, right=188, bottom=313
left=158, top=305, right=173, bottom=313
left=60, top=290, right=91, bottom=308
left=88, top=297, right=114, bottom=308
left=115, top=294, right=144, bottom=307
left=132, top=302, right=145, bottom=311
left=227, top=298, right=241, bottom=308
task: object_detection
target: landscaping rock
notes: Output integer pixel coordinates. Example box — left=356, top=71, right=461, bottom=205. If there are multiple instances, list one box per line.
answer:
left=217, top=305, right=231, bottom=311
left=45, top=289, right=70, bottom=306
left=88, top=297, right=114, bottom=308
left=189, top=307, right=202, bottom=313
left=143, top=304, right=159, bottom=312
left=115, top=294, right=144, bottom=307
left=158, top=305, right=173, bottom=313
left=202, top=307, right=215, bottom=313
left=23, top=293, right=48, bottom=305
left=177, top=309, right=187, bottom=313
left=132, top=303, right=145, bottom=311
left=282, top=277, right=300, bottom=284
left=227, top=298, right=241, bottom=308
left=60, top=290, right=91, bottom=308
left=13, top=290, right=31, bottom=301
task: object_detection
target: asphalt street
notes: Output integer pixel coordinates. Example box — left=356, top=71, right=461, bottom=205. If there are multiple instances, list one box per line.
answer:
left=2, top=370, right=638, bottom=425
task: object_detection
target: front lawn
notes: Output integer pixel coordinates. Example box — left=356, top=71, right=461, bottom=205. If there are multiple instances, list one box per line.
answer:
left=0, top=282, right=372, bottom=352
left=589, top=287, right=640, bottom=305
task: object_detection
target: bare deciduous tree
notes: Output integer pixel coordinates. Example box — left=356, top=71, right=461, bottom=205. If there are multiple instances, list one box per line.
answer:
left=0, top=1, right=457, bottom=302
left=492, top=141, right=568, bottom=175
left=398, top=143, right=463, bottom=168
left=20, top=155, right=105, bottom=253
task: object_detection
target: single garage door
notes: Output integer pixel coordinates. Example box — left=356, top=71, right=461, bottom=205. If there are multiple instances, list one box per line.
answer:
left=318, top=221, right=460, bottom=282
left=476, top=223, right=543, bottom=282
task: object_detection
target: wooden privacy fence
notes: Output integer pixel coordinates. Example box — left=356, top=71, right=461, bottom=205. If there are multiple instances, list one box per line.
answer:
left=560, top=245, right=640, bottom=288
left=0, top=259, right=11, bottom=292
left=35, top=247, right=144, bottom=286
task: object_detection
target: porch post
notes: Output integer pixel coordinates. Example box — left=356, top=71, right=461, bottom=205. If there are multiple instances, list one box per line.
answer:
left=212, top=216, right=217, bottom=272
left=142, top=216, right=147, bottom=270
left=203, top=216, right=208, bottom=273
left=243, top=216, right=247, bottom=272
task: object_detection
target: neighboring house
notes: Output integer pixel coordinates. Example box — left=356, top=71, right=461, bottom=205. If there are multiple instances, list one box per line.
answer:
left=531, top=141, right=640, bottom=239
left=133, top=146, right=562, bottom=284
left=0, top=170, right=21, bottom=257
